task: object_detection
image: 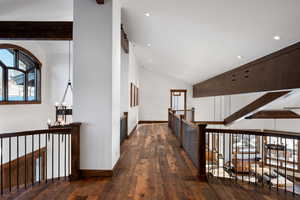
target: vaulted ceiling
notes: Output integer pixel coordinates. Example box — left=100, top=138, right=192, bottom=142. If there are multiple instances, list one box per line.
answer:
left=121, top=0, right=300, bottom=84
left=1, top=0, right=300, bottom=85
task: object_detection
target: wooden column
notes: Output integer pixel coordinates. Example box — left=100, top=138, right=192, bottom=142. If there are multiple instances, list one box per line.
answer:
left=69, top=122, right=81, bottom=181
left=124, top=112, right=129, bottom=139
left=180, top=115, right=184, bottom=148
left=191, top=107, right=195, bottom=123
left=198, top=124, right=207, bottom=181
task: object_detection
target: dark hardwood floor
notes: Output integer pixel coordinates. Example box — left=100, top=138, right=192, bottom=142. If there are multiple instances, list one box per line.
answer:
left=3, top=124, right=299, bottom=200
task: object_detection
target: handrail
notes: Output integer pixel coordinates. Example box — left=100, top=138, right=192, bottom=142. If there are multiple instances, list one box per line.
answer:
left=0, top=128, right=72, bottom=138
left=194, top=121, right=224, bottom=125
left=172, top=109, right=193, bottom=112
left=206, top=128, right=300, bottom=139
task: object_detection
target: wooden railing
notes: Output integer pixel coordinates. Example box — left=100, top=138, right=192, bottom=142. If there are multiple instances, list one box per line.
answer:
left=168, top=108, right=195, bottom=124
left=120, top=112, right=128, bottom=145
left=168, top=109, right=300, bottom=196
left=0, top=122, right=81, bottom=195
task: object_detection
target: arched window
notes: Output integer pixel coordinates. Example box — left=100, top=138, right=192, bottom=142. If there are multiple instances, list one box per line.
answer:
left=0, top=44, right=41, bottom=104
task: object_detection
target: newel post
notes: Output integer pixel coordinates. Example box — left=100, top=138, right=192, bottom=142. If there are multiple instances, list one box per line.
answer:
left=198, top=124, right=207, bottom=181
left=180, top=115, right=184, bottom=148
left=191, top=107, right=195, bottom=123
left=168, top=108, right=171, bottom=127
left=124, top=112, right=129, bottom=138
left=69, top=122, right=81, bottom=181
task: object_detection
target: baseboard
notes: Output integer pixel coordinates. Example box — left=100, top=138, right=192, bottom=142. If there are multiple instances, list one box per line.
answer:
left=80, top=170, right=113, bottom=178
left=80, top=149, right=124, bottom=179
left=138, top=120, right=168, bottom=124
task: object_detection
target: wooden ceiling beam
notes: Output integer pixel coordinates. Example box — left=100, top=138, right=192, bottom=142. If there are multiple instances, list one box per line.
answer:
left=193, top=42, right=300, bottom=97
left=224, top=91, right=291, bottom=125
left=246, top=110, right=300, bottom=119
left=0, top=21, right=73, bottom=40
left=96, top=0, right=104, bottom=4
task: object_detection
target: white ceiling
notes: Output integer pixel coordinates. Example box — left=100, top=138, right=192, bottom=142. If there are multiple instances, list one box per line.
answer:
left=1, top=0, right=300, bottom=85
left=0, top=0, right=72, bottom=21
left=121, top=0, right=300, bottom=84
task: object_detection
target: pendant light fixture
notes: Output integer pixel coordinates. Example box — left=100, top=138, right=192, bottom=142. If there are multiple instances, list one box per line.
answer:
left=52, top=41, right=73, bottom=126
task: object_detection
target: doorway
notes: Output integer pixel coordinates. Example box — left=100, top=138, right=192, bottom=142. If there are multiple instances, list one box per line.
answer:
left=170, top=89, right=187, bottom=116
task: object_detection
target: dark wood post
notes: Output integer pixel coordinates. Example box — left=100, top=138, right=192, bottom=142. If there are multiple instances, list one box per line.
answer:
left=168, top=108, right=171, bottom=127
left=171, top=110, right=176, bottom=131
left=124, top=112, right=128, bottom=138
left=198, top=124, right=207, bottom=181
left=180, top=115, right=184, bottom=148
left=191, top=107, right=195, bottom=123
left=69, top=122, right=81, bottom=181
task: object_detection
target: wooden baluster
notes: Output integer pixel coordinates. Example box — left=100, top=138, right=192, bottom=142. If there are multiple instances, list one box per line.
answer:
left=39, top=133, right=41, bottom=184
left=255, top=136, right=257, bottom=185
left=269, top=137, right=271, bottom=190
left=0, top=138, right=2, bottom=194
left=235, top=135, right=237, bottom=183
left=217, top=132, right=220, bottom=178
left=248, top=134, right=251, bottom=184
left=25, top=136, right=27, bottom=188
left=32, top=135, right=34, bottom=186
left=45, top=133, right=48, bottom=183
left=52, top=134, right=54, bottom=182
left=285, top=138, right=287, bottom=192
left=223, top=133, right=225, bottom=178
left=198, top=124, right=207, bottom=181
left=293, top=139, right=295, bottom=195
left=242, top=133, right=244, bottom=182
left=65, top=134, right=67, bottom=180
left=58, top=134, right=60, bottom=180
left=276, top=137, right=279, bottom=191
left=17, top=136, right=19, bottom=190
left=9, top=137, right=11, bottom=192
left=262, top=136, right=264, bottom=188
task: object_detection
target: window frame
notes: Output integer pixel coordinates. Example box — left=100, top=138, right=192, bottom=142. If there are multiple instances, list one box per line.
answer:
left=0, top=44, right=42, bottom=105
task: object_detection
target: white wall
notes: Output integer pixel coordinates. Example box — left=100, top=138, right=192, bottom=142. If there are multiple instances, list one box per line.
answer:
left=0, top=41, right=72, bottom=179
left=120, top=48, right=129, bottom=113
left=73, top=0, right=121, bottom=170
left=139, top=67, right=192, bottom=121
left=0, top=40, right=72, bottom=133
left=127, top=43, right=139, bottom=134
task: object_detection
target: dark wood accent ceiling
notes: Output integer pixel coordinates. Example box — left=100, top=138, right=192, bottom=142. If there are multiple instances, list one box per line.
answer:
left=96, top=0, right=104, bottom=4
left=121, top=25, right=129, bottom=54
left=224, top=91, right=291, bottom=125
left=0, top=21, right=73, bottom=40
left=246, top=110, right=300, bottom=119
left=193, top=42, right=300, bottom=97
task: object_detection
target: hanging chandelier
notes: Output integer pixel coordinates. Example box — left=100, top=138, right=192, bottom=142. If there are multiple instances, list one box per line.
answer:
left=48, top=41, right=73, bottom=127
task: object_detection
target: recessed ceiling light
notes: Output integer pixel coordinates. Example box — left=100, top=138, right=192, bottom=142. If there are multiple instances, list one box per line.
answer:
left=273, top=36, right=280, bottom=40
left=147, top=43, right=151, bottom=47
left=237, top=56, right=242, bottom=59
left=144, top=12, right=150, bottom=17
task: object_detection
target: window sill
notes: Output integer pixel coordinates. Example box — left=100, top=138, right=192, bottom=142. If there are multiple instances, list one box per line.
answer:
left=0, top=101, right=41, bottom=105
